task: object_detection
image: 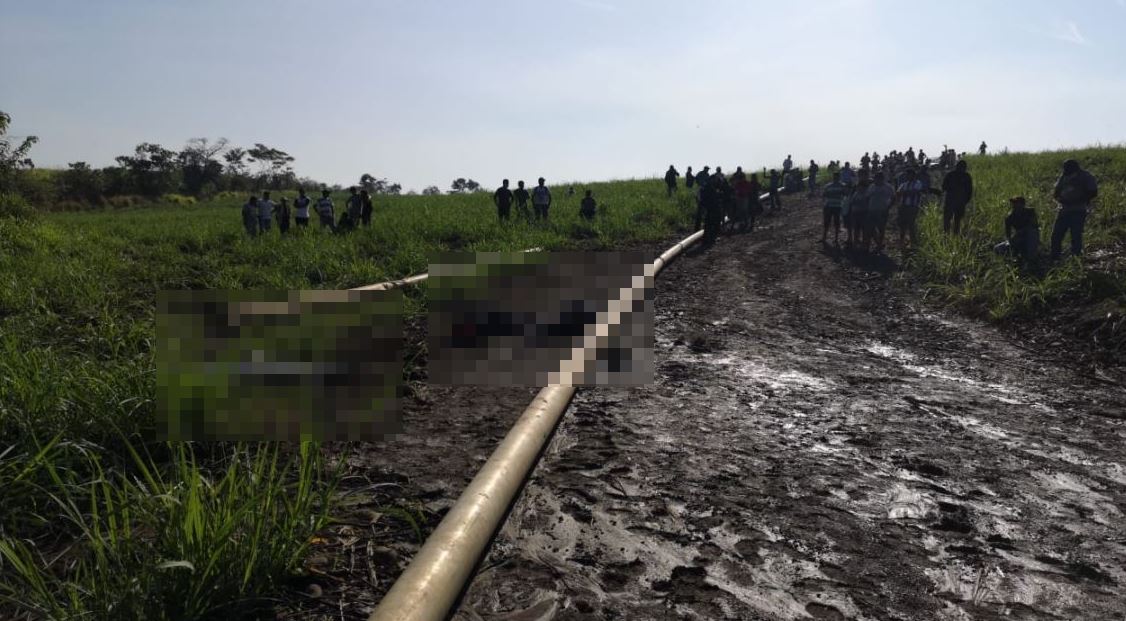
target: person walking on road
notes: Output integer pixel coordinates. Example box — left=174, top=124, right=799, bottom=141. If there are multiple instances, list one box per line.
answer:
left=896, top=168, right=924, bottom=251
left=841, top=162, right=856, bottom=187
left=782, top=155, right=793, bottom=181
left=257, top=190, right=275, bottom=235
left=698, top=181, right=723, bottom=246
left=513, top=180, right=531, bottom=223
left=316, top=189, right=336, bottom=232
left=494, top=179, right=513, bottom=222
left=274, top=195, right=291, bottom=235
left=1050, top=159, right=1098, bottom=261
left=294, top=187, right=312, bottom=228
left=821, top=171, right=846, bottom=245
left=532, top=177, right=552, bottom=222
left=808, top=159, right=820, bottom=195
left=941, top=160, right=973, bottom=235
left=242, top=195, right=258, bottom=237
left=767, top=169, right=782, bottom=211
left=664, top=165, right=679, bottom=197
left=866, top=172, right=896, bottom=254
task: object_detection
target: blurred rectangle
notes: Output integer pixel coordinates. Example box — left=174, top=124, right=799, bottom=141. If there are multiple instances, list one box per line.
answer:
left=428, top=251, right=654, bottom=386
left=156, top=289, right=404, bottom=441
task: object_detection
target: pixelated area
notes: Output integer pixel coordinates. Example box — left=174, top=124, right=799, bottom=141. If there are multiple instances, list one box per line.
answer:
left=156, top=289, right=404, bottom=441
left=428, top=251, right=654, bottom=386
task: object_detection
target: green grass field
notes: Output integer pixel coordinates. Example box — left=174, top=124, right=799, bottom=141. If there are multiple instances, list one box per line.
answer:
left=0, top=180, right=698, bottom=619
left=913, top=147, right=1126, bottom=351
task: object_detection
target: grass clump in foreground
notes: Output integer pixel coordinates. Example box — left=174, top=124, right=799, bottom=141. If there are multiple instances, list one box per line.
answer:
left=0, top=180, right=696, bottom=619
left=912, top=146, right=1126, bottom=355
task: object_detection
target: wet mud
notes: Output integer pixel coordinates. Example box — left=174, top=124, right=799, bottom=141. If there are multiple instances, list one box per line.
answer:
left=454, top=200, right=1126, bottom=620
left=286, top=197, right=1126, bottom=620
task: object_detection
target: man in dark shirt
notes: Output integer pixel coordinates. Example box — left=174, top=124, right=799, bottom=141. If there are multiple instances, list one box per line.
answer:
left=698, top=182, right=723, bottom=245
left=1050, top=159, right=1098, bottom=260
left=1002, top=196, right=1039, bottom=261
left=513, top=180, right=531, bottom=223
left=493, top=179, right=514, bottom=222
left=941, top=160, right=973, bottom=235
left=664, top=165, right=679, bottom=197
left=767, top=169, right=782, bottom=211
left=360, top=189, right=373, bottom=227
left=580, top=190, right=597, bottom=221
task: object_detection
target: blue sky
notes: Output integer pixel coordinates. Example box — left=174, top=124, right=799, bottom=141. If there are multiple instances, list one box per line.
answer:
left=2, top=0, right=1125, bottom=191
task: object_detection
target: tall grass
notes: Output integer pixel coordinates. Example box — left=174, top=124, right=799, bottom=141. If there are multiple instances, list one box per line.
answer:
left=0, top=179, right=696, bottom=619
left=912, top=146, right=1126, bottom=347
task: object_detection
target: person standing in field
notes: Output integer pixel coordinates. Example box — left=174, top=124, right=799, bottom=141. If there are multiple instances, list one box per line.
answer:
left=821, top=171, right=846, bottom=245
left=866, top=171, right=896, bottom=254
left=316, top=189, right=336, bottom=231
left=242, top=195, right=258, bottom=237
left=493, top=179, right=513, bottom=222
left=532, top=177, right=552, bottom=222
left=294, top=187, right=312, bottom=228
left=513, top=180, right=531, bottom=223
left=979, top=141, right=988, bottom=155
left=1050, top=159, right=1098, bottom=261
left=274, top=195, right=291, bottom=235
left=941, top=159, right=973, bottom=235
left=685, top=166, right=695, bottom=190
left=664, top=165, right=679, bottom=197
left=895, top=168, right=924, bottom=251
left=360, top=190, right=373, bottom=227
left=782, top=155, right=793, bottom=181
left=580, top=189, right=597, bottom=221
left=732, top=172, right=752, bottom=233
left=257, top=190, right=275, bottom=235
left=848, top=178, right=871, bottom=249
left=840, top=162, right=856, bottom=187
left=345, top=187, right=363, bottom=225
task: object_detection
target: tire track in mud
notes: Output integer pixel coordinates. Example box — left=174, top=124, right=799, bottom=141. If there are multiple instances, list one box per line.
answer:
left=454, top=201, right=1126, bottom=621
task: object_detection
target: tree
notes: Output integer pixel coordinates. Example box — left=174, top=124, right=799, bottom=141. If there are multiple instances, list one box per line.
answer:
left=0, top=111, right=38, bottom=186
left=178, top=137, right=228, bottom=195
left=60, top=162, right=104, bottom=203
left=422, top=186, right=441, bottom=196
left=450, top=178, right=480, bottom=194
left=359, top=173, right=402, bottom=195
left=246, top=143, right=295, bottom=188
left=115, top=142, right=179, bottom=196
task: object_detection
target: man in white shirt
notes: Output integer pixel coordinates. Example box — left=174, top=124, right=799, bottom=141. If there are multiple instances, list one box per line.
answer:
left=294, top=187, right=312, bottom=228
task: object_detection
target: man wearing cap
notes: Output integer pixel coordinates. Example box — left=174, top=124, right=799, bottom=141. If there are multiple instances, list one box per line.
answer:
left=1050, top=159, right=1098, bottom=260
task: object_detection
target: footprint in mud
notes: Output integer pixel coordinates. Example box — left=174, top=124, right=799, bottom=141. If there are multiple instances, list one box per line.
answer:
left=806, top=602, right=847, bottom=620
left=931, top=501, right=974, bottom=534
left=599, top=559, right=645, bottom=592
left=651, top=565, right=719, bottom=603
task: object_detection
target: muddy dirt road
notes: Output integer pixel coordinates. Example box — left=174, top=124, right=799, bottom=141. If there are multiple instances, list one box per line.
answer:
left=288, top=195, right=1126, bottom=621
left=451, top=200, right=1126, bottom=620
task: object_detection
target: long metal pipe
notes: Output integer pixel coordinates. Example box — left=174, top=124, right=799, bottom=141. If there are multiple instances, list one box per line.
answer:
left=368, top=223, right=708, bottom=621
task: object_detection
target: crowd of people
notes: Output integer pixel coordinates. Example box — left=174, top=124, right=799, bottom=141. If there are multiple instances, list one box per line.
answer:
left=241, top=186, right=373, bottom=236
left=665, top=145, right=1100, bottom=264
left=240, top=145, right=1100, bottom=267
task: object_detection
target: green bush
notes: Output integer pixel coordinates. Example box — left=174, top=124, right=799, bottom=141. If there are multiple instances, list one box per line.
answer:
left=0, top=192, right=36, bottom=220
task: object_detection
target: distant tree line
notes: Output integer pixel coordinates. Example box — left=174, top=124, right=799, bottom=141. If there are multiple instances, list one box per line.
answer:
left=2, top=110, right=487, bottom=210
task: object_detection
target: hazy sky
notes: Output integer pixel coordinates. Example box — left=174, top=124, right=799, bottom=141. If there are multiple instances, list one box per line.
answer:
left=3, top=0, right=1125, bottom=191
